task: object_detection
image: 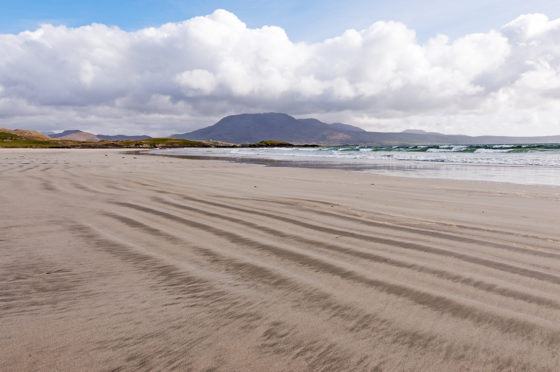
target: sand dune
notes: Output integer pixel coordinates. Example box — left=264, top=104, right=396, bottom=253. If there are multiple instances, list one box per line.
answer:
left=1, top=148, right=560, bottom=371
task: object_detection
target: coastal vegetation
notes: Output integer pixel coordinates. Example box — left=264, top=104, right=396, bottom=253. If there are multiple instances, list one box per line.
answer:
left=0, top=130, right=307, bottom=149
left=0, top=132, right=211, bottom=148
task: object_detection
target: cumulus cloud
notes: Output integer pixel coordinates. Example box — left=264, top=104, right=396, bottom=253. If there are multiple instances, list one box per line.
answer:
left=1, top=10, right=560, bottom=136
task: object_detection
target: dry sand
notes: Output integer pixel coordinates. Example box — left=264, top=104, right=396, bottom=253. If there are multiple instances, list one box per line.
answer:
left=1, top=148, right=560, bottom=371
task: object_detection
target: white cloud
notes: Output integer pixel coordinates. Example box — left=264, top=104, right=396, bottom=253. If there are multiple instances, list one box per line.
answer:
left=1, top=9, right=560, bottom=136
left=176, top=69, right=217, bottom=95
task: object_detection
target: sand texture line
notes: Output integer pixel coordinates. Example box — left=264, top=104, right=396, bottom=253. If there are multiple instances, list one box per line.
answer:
left=1, top=148, right=560, bottom=371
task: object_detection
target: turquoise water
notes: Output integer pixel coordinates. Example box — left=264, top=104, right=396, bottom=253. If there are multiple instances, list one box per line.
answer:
left=333, top=144, right=560, bottom=154
left=152, top=144, right=560, bottom=186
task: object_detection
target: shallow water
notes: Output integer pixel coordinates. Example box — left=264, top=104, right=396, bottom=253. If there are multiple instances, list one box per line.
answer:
left=152, top=145, right=560, bottom=186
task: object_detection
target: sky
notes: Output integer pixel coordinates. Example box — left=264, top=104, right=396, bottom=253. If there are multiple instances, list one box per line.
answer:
left=1, top=1, right=560, bottom=136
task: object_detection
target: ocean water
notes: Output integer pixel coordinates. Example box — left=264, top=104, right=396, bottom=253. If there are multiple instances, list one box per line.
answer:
left=152, top=144, right=560, bottom=186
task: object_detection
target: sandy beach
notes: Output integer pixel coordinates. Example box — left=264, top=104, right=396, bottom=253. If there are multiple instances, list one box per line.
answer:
left=1, top=148, right=560, bottom=371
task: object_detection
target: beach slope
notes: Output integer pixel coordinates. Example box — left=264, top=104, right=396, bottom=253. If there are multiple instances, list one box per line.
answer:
left=1, top=149, right=560, bottom=371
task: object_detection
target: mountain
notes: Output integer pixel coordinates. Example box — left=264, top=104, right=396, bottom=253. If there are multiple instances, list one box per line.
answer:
left=48, top=130, right=151, bottom=141
left=173, top=113, right=560, bottom=145
left=330, top=123, right=366, bottom=132
left=49, top=130, right=83, bottom=138
left=97, top=134, right=151, bottom=141
left=172, top=113, right=363, bottom=144
left=50, top=130, right=100, bottom=142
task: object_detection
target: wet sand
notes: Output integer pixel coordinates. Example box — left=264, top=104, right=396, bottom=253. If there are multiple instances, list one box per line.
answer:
left=1, top=148, right=560, bottom=371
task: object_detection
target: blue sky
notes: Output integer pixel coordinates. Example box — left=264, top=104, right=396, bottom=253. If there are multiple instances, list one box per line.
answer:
left=2, top=0, right=559, bottom=41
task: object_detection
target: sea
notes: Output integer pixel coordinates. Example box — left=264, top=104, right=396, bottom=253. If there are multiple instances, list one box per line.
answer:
left=152, top=144, right=560, bottom=186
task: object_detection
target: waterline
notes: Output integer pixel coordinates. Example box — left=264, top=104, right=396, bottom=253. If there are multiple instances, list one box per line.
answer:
left=151, top=146, right=560, bottom=186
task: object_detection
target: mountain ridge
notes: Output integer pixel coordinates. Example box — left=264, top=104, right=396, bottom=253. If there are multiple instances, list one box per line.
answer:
left=172, top=113, right=560, bottom=145
left=48, top=130, right=151, bottom=142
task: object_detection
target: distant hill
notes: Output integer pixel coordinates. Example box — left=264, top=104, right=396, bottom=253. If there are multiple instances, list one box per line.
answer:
left=61, top=131, right=100, bottom=142
left=48, top=130, right=100, bottom=142
left=1, top=129, right=211, bottom=148
left=0, top=127, right=53, bottom=141
left=49, top=130, right=82, bottom=138
left=97, top=134, right=151, bottom=141
left=172, top=113, right=560, bottom=145
left=49, top=130, right=151, bottom=142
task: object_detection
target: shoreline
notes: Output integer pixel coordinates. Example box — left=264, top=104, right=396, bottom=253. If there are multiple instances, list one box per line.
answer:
left=2, top=148, right=560, bottom=370
left=146, top=148, right=560, bottom=187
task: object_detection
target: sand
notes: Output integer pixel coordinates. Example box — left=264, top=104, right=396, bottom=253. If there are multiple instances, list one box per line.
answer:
left=1, top=148, right=560, bottom=371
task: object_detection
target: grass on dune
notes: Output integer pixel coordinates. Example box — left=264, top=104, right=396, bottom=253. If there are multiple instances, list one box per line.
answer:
left=0, top=133, right=211, bottom=149
left=0, top=132, right=59, bottom=148
left=0, top=132, right=311, bottom=148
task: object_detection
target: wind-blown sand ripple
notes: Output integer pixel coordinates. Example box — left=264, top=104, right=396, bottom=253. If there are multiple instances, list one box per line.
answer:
left=1, top=148, right=560, bottom=371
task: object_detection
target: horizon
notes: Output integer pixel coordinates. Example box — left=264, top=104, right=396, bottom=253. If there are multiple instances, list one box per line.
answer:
left=1, top=2, right=560, bottom=137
